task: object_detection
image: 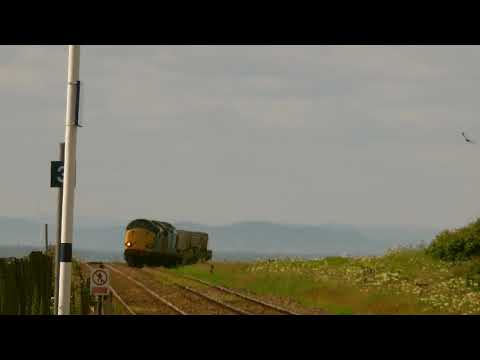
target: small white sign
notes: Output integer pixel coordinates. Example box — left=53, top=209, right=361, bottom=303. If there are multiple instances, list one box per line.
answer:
left=90, top=268, right=110, bottom=296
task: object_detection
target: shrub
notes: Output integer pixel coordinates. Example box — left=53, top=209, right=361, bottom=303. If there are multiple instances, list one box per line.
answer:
left=426, top=219, right=480, bottom=261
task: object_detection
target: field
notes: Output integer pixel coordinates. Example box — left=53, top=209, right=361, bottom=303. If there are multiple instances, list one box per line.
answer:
left=169, top=248, right=480, bottom=315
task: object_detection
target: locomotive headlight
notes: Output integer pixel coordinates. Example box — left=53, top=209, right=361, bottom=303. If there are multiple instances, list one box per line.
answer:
left=126, top=242, right=132, bottom=247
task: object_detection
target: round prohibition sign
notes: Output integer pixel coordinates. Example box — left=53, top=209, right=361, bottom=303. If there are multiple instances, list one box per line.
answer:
left=92, top=269, right=109, bottom=286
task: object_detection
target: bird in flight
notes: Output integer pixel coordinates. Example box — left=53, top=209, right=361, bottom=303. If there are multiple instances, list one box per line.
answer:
left=462, top=132, right=476, bottom=144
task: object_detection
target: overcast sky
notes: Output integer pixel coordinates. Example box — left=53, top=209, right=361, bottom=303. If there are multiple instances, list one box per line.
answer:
left=1, top=45, right=480, bottom=228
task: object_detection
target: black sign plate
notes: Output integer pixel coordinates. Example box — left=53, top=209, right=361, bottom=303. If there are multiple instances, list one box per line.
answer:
left=51, top=161, right=64, bottom=188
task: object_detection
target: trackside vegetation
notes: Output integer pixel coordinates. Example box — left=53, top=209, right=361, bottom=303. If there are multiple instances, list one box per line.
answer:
left=5, top=217, right=480, bottom=315
left=426, top=218, right=480, bottom=261
left=170, top=219, right=480, bottom=315
left=71, top=259, right=92, bottom=315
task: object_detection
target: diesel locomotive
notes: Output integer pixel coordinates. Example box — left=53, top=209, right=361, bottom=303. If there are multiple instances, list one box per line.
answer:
left=123, top=219, right=212, bottom=268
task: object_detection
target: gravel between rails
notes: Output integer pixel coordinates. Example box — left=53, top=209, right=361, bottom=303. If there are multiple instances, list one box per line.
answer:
left=110, top=264, right=239, bottom=315
left=105, top=264, right=185, bottom=315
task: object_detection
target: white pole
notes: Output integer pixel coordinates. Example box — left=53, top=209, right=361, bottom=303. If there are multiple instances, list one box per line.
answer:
left=54, top=142, right=65, bottom=315
left=58, top=45, right=80, bottom=315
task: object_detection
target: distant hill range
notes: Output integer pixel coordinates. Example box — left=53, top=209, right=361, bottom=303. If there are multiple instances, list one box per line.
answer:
left=0, top=217, right=440, bottom=261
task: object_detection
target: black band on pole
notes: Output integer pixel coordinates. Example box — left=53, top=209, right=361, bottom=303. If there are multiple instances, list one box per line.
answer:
left=59, top=243, right=72, bottom=262
left=75, top=80, right=81, bottom=127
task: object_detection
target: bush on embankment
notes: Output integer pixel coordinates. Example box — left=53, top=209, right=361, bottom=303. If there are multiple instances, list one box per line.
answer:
left=426, top=218, right=480, bottom=262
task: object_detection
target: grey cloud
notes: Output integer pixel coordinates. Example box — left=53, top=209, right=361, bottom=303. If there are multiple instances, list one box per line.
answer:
left=2, top=45, right=480, bottom=229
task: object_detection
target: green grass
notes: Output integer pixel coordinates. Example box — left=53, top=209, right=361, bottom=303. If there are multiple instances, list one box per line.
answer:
left=71, top=259, right=92, bottom=315
left=169, top=249, right=480, bottom=315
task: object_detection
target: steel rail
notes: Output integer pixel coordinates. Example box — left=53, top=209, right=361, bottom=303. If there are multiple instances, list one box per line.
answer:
left=153, top=273, right=252, bottom=315
left=105, top=264, right=187, bottom=315
left=175, top=272, right=299, bottom=315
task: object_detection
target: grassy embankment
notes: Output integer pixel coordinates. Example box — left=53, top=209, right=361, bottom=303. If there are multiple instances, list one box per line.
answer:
left=169, top=248, right=480, bottom=315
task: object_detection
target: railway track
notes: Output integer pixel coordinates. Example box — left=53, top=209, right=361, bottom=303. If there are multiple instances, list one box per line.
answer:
left=118, top=264, right=298, bottom=315
left=83, top=263, right=298, bottom=315
left=172, top=272, right=299, bottom=315
left=107, top=264, right=246, bottom=315
left=105, top=264, right=186, bottom=315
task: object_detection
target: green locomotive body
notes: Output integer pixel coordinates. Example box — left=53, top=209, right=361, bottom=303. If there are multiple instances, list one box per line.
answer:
left=123, top=219, right=212, bottom=268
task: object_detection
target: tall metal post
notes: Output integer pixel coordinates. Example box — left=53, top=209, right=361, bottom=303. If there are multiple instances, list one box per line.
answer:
left=58, top=45, right=80, bottom=315
left=54, top=142, right=65, bottom=315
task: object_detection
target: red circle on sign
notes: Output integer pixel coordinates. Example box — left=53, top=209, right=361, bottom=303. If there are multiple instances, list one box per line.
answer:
left=92, top=269, right=108, bottom=286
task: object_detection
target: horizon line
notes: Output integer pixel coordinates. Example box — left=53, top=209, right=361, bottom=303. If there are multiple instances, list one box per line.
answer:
left=0, top=215, right=443, bottom=229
